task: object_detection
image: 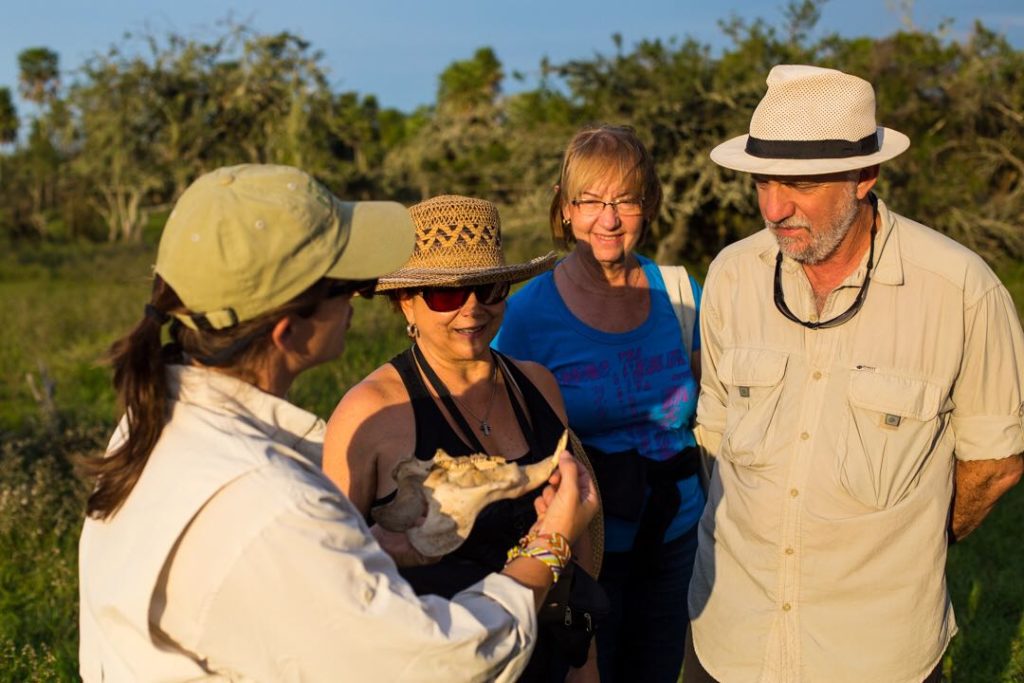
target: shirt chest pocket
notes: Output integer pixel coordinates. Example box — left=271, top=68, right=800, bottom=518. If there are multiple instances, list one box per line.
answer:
left=718, top=347, right=788, bottom=468
left=839, top=370, right=947, bottom=509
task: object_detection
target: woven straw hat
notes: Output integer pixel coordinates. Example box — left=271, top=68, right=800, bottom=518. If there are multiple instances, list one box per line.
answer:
left=376, top=195, right=557, bottom=292
left=710, top=64, right=910, bottom=176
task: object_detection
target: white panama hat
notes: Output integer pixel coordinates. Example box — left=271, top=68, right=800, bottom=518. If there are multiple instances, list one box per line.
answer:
left=710, top=64, right=910, bottom=176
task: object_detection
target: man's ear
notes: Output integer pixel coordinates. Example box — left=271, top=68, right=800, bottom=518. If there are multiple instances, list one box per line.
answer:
left=855, top=165, right=880, bottom=199
left=269, top=316, right=294, bottom=353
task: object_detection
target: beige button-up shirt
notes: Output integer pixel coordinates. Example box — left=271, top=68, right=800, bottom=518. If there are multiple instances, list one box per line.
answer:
left=691, top=198, right=1024, bottom=683
left=80, top=365, right=536, bottom=682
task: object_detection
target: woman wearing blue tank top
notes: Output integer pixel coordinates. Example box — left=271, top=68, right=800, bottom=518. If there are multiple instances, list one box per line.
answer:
left=495, top=125, right=705, bottom=683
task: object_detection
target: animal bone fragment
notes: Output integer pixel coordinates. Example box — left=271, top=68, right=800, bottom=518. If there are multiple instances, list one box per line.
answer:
left=373, top=431, right=567, bottom=556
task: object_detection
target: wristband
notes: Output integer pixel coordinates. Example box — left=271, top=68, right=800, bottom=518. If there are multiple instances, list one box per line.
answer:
left=506, top=544, right=565, bottom=583
left=517, top=531, right=572, bottom=565
left=504, top=531, right=572, bottom=583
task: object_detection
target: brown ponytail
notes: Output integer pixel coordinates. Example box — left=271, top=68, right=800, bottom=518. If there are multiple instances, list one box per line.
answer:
left=83, top=278, right=180, bottom=519
left=83, top=276, right=333, bottom=520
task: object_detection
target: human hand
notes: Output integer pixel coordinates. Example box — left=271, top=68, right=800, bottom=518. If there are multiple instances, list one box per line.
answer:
left=371, top=524, right=440, bottom=567
left=531, top=450, right=598, bottom=545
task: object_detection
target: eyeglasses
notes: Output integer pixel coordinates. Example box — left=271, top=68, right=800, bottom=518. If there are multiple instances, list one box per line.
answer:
left=571, top=198, right=643, bottom=217
left=326, top=279, right=377, bottom=300
left=773, top=226, right=876, bottom=330
left=419, top=281, right=511, bottom=312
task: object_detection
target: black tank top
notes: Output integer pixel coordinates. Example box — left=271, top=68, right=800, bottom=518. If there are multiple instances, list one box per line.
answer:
left=376, top=347, right=567, bottom=599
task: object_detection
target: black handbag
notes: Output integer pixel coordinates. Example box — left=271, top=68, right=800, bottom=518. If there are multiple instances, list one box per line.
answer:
left=537, top=560, right=610, bottom=668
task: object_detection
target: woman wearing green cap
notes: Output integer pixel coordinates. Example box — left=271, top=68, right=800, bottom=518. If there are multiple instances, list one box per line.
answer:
left=77, top=164, right=598, bottom=682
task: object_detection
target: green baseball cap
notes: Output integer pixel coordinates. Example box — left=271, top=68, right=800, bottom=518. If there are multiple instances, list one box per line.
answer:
left=156, top=164, right=414, bottom=330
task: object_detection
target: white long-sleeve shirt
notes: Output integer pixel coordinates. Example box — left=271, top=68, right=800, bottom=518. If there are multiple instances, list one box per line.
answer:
left=79, top=365, right=536, bottom=682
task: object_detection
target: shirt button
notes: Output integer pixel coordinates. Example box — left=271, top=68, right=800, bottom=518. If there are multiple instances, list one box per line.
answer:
left=800, top=432, right=810, bottom=440
left=809, top=313, right=819, bottom=323
left=782, top=603, right=792, bottom=612
left=785, top=547, right=795, bottom=555
left=812, top=370, right=822, bottom=380
left=790, top=488, right=799, bottom=498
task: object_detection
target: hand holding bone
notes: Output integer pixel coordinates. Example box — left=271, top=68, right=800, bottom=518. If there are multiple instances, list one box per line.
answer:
left=373, top=432, right=568, bottom=556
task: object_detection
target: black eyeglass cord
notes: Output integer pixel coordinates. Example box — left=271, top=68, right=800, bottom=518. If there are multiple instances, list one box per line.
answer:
left=773, top=202, right=878, bottom=331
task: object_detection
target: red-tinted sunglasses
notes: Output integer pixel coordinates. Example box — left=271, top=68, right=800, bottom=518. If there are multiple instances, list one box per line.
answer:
left=418, top=281, right=511, bottom=312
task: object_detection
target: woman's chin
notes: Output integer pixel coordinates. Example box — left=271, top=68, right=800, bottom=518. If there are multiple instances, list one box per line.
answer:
left=449, top=330, right=496, bottom=358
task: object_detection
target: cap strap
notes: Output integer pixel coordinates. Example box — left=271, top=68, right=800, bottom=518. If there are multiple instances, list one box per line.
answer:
left=745, top=132, right=878, bottom=160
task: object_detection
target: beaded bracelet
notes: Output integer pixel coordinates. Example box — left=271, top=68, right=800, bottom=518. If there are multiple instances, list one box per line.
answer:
left=504, top=531, right=572, bottom=583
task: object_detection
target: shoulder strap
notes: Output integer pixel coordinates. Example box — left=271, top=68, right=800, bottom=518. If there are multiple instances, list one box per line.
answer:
left=658, top=265, right=714, bottom=495
left=411, top=344, right=487, bottom=453
left=389, top=348, right=438, bottom=461
left=491, top=352, right=542, bottom=456
left=658, top=264, right=696, bottom=358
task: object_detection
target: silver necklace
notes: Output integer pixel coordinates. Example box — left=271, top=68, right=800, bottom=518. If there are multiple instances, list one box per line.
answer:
left=448, top=361, right=500, bottom=436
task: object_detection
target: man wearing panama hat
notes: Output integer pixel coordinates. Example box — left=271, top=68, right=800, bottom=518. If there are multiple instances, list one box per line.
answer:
left=685, top=65, right=1024, bottom=682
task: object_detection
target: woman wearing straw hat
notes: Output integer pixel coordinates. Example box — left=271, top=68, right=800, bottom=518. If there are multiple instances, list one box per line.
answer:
left=494, top=125, right=704, bottom=683
left=78, top=167, right=597, bottom=682
left=324, top=194, right=604, bottom=682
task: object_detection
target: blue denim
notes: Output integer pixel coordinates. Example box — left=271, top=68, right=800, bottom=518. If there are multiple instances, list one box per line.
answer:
left=596, top=523, right=698, bottom=683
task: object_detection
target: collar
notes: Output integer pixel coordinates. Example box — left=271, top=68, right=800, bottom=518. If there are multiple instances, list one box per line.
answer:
left=869, top=197, right=904, bottom=286
left=756, top=194, right=904, bottom=287
left=166, top=364, right=326, bottom=469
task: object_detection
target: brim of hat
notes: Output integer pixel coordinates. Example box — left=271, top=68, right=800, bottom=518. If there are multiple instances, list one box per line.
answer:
left=375, top=251, right=558, bottom=292
left=709, top=127, right=910, bottom=176
left=325, top=201, right=416, bottom=281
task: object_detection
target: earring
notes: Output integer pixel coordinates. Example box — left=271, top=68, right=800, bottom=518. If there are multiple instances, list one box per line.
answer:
left=562, top=217, right=571, bottom=227
left=406, top=323, right=419, bottom=338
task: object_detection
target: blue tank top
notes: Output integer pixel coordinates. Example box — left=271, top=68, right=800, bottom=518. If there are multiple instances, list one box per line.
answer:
left=494, top=255, right=705, bottom=552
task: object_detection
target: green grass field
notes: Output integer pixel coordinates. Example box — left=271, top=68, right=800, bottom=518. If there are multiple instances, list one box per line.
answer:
left=1, top=229, right=1022, bottom=681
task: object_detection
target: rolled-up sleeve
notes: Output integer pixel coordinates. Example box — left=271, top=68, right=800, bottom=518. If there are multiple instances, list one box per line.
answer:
left=951, top=282, right=1024, bottom=461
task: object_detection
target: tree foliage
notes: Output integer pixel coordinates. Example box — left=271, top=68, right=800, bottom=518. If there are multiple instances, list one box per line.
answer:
left=0, top=13, right=1021, bottom=266
left=17, top=47, right=59, bottom=105
left=0, top=88, right=17, bottom=146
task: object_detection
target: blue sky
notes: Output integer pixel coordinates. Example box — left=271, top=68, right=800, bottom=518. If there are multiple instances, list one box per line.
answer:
left=2, top=0, right=1022, bottom=116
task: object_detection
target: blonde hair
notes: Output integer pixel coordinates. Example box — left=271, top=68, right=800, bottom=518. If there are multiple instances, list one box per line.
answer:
left=549, top=124, right=662, bottom=248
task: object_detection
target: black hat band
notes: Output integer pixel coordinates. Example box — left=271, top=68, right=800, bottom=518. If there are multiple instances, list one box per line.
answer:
left=745, top=132, right=878, bottom=160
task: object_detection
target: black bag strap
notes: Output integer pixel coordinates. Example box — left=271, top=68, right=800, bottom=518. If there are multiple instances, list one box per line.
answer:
left=411, top=343, right=487, bottom=452
left=411, top=344, right=536, bottom=455
left=492, top=351, right=543, bottom=456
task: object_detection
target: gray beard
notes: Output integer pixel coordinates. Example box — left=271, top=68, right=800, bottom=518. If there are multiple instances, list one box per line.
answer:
left=767, top=191, right=860, bottom=265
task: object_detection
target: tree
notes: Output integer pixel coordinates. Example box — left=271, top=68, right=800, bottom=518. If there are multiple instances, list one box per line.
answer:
left=0, top=15, right=1020, bottom=267
left=18, top=47, right=59, bottom=105
left=0, top=87, right=19, bottom=222
left=70, top=54, right=165, bottom=242
left=437, top=47, right=503, bottom=113
left=14, top=47, right=65, bottom=237
left=64, top=25, right=341, bottom=241
left=389, top=48, right=514, bottom=201
left=0, top=87, right=17, bottom=145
